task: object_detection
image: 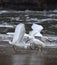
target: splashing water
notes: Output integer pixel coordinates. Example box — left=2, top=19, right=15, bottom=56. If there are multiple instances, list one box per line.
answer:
left=0, top=10, right=57, bottom=48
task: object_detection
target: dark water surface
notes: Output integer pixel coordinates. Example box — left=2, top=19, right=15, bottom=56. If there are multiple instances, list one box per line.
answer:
left=0, top=47, right=57, bottom=65
left=0, top=54, right=57, bottom=65
left=0, top=10, right=57, bottom=65
left=0, top=41, right=57, bottom=65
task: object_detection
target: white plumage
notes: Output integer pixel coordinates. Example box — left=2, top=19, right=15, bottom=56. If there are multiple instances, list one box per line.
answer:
left=12, top=23, right=25, bottom=44
left=29, top=23, right=43, bottom=37
left=8, top=23, right=45, bottom=48
left=9, top=23, right=30, bottom=48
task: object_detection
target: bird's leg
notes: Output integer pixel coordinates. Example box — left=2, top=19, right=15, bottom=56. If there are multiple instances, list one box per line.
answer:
left=38, top=45, right=42, bottom=52
left=12, top=45, right=16, bottom=53
left=38, top=45, right=44, bottom=56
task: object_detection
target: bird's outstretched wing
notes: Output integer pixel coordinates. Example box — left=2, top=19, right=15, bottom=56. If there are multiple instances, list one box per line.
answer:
left=12, top=23, right=25, bottom=44
left=29, top=23, right=43, bottom=37
left=32, top=23, right=43, bottom=32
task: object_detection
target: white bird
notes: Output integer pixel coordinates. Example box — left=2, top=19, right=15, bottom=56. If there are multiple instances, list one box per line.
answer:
left=7, top=23, right=45, bottom=49
left=29, top=23, right=48, bottom=42
left=9, top=23, right=30, bottom=48
left=29, top=23, right=43, bottom=37
left=24, top=33, right=45, bottom=47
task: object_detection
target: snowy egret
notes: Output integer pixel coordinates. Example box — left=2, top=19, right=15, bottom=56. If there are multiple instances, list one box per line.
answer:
left=9, top=23, right=30, bottom=48
left=7, top=23, right=45, bottom=49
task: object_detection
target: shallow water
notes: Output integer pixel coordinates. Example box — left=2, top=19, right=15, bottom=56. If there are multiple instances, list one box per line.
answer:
left=0, top=41, right=57, bottom=65
left=0, top=54, right=57, bottom=65
left=0, top=10, right=57, bottom=65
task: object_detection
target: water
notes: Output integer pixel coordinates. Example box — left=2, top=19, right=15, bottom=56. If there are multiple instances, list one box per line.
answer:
left=0, top=53, right=57, bottom=65
left=0, top=10, right=57, bottom=65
